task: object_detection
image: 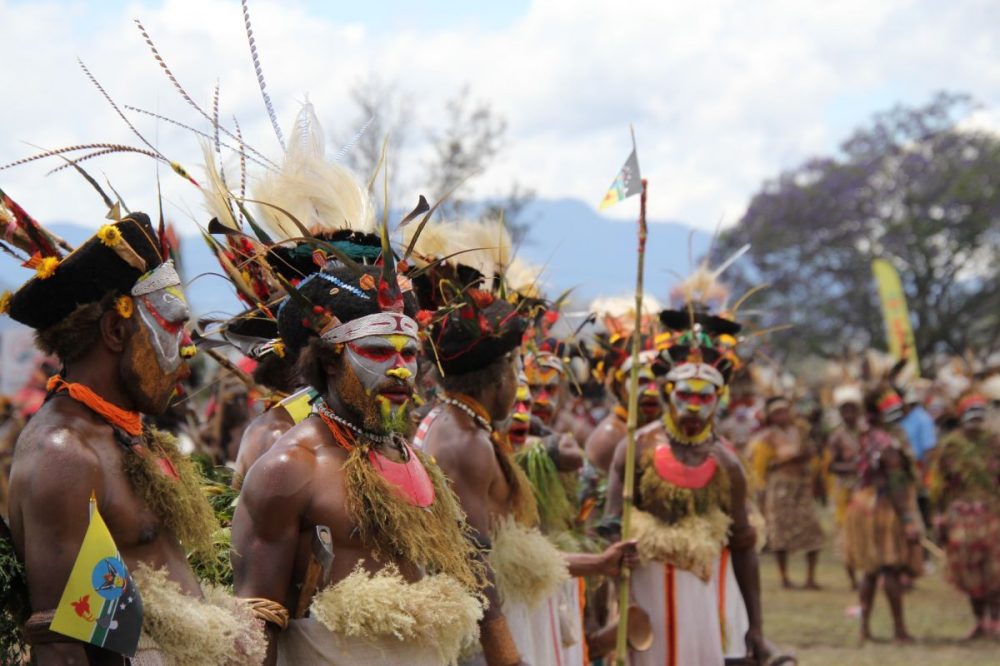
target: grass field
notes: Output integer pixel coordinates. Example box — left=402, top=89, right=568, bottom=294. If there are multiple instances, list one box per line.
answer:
left=759, top=528, right=998, bottom=665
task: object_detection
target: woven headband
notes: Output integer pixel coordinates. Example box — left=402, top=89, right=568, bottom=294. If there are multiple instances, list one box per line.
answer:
left=320, top=312, right=418, bottom=344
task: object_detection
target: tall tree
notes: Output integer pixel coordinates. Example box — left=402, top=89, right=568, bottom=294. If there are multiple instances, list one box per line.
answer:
left=714, top=93, right=1000, bottom=371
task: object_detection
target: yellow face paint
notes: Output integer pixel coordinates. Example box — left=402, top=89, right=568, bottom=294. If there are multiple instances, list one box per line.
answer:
left=386, top=334, right=411, bottom=352
left=386, top=367, right=413, bottom=380
left=515, top=385, right=531, bottom=402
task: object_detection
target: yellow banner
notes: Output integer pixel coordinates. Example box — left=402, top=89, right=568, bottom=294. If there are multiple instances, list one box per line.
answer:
left=871, top=258, right=919, bottom=375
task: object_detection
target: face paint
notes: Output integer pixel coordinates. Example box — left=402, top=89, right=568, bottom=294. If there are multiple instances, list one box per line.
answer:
left=668, top=376, right=719, bottom=435
left=507, top=377, right=533, bottom=447
left=341, top=333, right=418, bottom=434
left=630, top=365, right=663, bottom=424
left=526, top=366, right=563, bottom=425
left=135, top=285, right=191, bottom=375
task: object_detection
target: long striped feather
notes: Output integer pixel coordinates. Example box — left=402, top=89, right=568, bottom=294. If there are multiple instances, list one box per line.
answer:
left=241, top=0, right=284, bottom=150
left=1, top=143, right=164, bottom=171
left=77, top=58, right=163, bottom=159
left=134, top=19, right=269, bottom=164
left=124, top=105, right=277, bottom=170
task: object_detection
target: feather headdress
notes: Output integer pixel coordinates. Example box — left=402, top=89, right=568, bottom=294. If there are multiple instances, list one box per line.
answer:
left=252, top=102, right=375, bottom=240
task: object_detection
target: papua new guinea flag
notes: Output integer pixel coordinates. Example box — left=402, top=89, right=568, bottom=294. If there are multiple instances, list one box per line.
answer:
left=50, top=493, right=143, bottom=657
left=598, top=147, right=642, bottom=210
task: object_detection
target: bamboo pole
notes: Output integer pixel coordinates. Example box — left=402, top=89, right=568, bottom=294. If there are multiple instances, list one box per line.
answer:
left=614, top=177, right=648, bottom=664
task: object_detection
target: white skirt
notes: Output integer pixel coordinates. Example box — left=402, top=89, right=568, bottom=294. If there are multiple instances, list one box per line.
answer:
left=629, top=551, right=749, bottom=666
left=278, top=617, right=446, bottom=666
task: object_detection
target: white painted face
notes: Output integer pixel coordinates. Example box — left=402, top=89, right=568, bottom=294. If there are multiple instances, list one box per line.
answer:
left=668, top=376, right=720, bottom=427
left=135, top=285, right=192, bottom=374
left=344, top=334, right=419, bottom=392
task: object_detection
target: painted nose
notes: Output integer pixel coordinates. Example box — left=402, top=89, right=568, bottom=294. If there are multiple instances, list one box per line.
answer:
left=386, top=367, right=413, bottom=380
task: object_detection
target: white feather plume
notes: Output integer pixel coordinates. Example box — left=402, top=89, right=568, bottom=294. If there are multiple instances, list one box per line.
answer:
left=403, top=216, right=513, bottom=290
left=252, top=102, right=375, bottom=240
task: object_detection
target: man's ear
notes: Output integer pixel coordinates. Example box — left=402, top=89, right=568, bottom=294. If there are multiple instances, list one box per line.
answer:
left=320, top=344, right=343, bottom=376
left=99, top=309, right=133, bottom=353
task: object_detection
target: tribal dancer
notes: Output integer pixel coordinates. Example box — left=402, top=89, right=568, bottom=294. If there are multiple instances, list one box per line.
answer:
left=931, top=393, right=1000, bottom=638
left=749, top=396, right=824, bottom=589
left=409, top=218, right=637, bottom=665
left=221, top=103, right=385, bottom=484
left=605, top=308, right=769, bottom=665
left=525, top=348, right=593, bottom=446
left=231, top=256, right=486, bottom=665
left=827, top=383, right=865, bottom=589
left=585, top=345, right=664, bottom=476
left=844, top=388, right=922, bottom=643
left=2, top=206, right=264, bottom=664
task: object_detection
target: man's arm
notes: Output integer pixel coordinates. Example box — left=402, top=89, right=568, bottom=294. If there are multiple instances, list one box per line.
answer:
left=428, top=428, right=523, bottom=666
left=231, top=443, right=312, bottom=666
left=13, top=430, right=103, bottom=665
left=719, top=446, right=770, bottom=664
left=601, top=435, right=629, bottom=535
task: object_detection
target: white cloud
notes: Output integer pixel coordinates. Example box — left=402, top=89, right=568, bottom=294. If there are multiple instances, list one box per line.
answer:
left=1, top=0, right=999, bottom=234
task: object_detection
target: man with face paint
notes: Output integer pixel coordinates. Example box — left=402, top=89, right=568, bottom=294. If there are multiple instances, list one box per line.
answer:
left=525, top=350, right=593, bottom=447
left=232, top=264, right=485, bottom=666
left=931, top=393, right=1000, bottom=639
left=585, top=347, right=664, bottom=476
left=414, top=290, right=637, bottom=666
left=604, top=311, right=770, bottom=665
left=2, top=212, right=264, bottom=663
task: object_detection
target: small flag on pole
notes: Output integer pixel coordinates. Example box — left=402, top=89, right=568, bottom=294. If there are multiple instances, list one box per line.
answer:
left=599, top=129, right=642, bottom=210
left=50, top=492, right=144, bottom=657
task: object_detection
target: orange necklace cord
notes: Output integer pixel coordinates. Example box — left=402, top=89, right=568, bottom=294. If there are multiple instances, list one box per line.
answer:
left=314, top=404, right=358, bottom=452
left=46, top=376, right=143, bottom=437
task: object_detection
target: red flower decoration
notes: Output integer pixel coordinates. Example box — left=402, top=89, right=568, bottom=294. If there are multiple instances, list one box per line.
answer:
left=468, top=288, right=494, bottom=309
left=416, top=310, right=434, bottom=328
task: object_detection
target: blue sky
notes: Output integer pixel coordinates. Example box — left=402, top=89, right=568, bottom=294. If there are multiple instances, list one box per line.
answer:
left=2, top=0, right=999, bottom=234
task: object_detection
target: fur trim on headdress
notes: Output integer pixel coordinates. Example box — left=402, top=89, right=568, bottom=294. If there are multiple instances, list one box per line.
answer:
left=630, top=507, right=732, bottom=581
left=253, top=102, right=374, bottom=240
left=403, top=216, right=512, bottom=290
left=488, top=515, right=569, bottom=608
left=132, top=564, right=266, bottom=666
left=310, top=563, right=483, bottom=665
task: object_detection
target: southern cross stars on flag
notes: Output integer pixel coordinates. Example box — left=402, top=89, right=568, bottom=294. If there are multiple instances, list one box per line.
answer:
left=599, top=133, right=642, bottom=210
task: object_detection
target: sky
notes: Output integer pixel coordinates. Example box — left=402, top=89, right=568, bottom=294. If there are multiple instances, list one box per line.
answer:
left=1, top=0, right=1000, bottom=235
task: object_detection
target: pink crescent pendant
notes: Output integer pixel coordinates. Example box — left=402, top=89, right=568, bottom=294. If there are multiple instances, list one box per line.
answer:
left=653, top=444, right=717, bottom=489
left=368, top=445, right=436, bottom=508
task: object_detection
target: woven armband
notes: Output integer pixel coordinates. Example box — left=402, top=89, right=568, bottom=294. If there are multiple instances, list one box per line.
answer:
left=242, top=597, right=290, bottom=630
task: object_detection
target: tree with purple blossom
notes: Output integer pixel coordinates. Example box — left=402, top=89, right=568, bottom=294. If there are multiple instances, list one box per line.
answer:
left=714, top=92, right=1000, bottom=372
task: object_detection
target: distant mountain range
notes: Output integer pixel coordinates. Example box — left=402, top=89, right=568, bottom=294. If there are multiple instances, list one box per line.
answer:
left=0, top=197, right=710, bottom=325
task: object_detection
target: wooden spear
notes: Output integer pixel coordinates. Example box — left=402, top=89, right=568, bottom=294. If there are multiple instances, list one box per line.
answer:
left=615, top=177, right=648, bottom=664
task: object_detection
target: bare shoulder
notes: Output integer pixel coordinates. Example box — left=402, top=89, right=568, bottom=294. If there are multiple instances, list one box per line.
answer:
left=240, top=417, right=327, bottom=515
left=234, top=407, right=295, bottom=477
left=713, top=440, right=747, bottom=482
left=423, top=409, right=495, bottom=480
left=11, top=400, right=105, bottom=495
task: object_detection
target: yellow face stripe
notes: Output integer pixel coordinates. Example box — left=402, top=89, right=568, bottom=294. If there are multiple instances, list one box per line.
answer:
left=386, top=367, right=413, bottom=380
left=385, top=334, right=411, bottom=352
left=686, top=378, right=712, bottom=393
left=515, top=385, right=530, bottom=401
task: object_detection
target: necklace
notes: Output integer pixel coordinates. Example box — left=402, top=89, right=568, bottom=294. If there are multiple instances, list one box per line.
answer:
left=663, top=412, right=713, bottom=446
left=440, top=395, right=493, bottom=433
left=47, top=375, right=143, bottom=436
left=314, top=400, right=392, bottom=444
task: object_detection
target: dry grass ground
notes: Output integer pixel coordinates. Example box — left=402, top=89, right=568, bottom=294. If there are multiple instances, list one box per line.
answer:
left=759, top=517, right=999, bottom=666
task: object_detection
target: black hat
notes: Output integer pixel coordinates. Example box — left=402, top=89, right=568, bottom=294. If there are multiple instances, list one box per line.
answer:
left=658, top=309, right=742, bottom=336
left=426, top=294, right=527, bottom=376
left=277, top=264, right=419, bottom=349
left=9, top=213, right=165, bottom=331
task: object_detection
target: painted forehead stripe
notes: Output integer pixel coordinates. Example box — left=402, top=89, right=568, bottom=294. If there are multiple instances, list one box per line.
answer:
left=666, top=362, right=724, bottom=388
left=321, top=312, right=419, bottom=344
left=131, top=260, right=181, bottom=296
